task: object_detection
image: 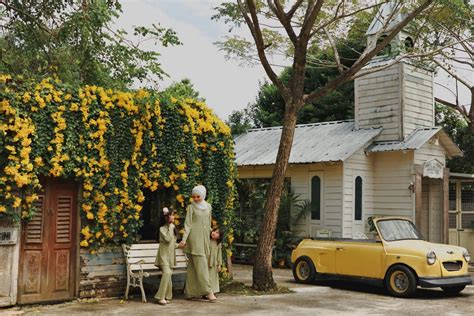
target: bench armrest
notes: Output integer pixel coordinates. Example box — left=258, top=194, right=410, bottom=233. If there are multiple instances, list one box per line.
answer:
left=128, top=259, right=150, bottom=278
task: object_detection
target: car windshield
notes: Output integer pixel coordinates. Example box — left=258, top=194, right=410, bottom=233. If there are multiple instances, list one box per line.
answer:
left=376, top=219, right=422, bottom=241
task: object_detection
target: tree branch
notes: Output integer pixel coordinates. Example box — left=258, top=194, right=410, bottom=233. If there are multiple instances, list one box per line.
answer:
left=240, top=0, right=290, bottom=101
left=324, top=28, right=344, bottom=73
left=299, top=0, right=324, bottom=41
left=287, top=0, right=304, bottom=19
left=435, top=97, right=469, bottom=119
left=268, top=0, right=297, bottom=45
left=435, top=59, right=472, bottom=89
left=310, top=2, right=383, bottom=39
left=304, top=0, right=435, bottom=103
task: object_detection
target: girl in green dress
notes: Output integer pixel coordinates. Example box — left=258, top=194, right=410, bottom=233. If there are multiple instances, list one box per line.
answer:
left=179, top=185, right=217, bottom=302
left=209, top=228, right=223, bottom=294
left=154, top=207, right=177, bottom=305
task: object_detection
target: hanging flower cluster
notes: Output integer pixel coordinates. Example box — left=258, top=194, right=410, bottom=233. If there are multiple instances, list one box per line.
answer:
left=0, top=75, right=237, bottom=250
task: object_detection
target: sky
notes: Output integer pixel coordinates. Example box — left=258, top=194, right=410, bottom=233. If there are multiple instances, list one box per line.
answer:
left=117, top=0, right=268, bottom=120
left=116, top=0, right=471, bottom=120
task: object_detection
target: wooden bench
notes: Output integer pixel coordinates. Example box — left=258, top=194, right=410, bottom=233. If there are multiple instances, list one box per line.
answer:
left=122, top=243, right=187, bottom=302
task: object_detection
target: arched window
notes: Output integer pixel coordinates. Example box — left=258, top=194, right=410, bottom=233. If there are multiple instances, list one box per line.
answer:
left=311, top=176, right=321, bottom=220
left=354, top=176, right=363, bottom=221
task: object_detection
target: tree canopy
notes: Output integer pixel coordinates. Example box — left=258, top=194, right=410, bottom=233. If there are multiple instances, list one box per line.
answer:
left=1, top=0, right=180, bottom=89
left=228, top=13, right=372, bottom=131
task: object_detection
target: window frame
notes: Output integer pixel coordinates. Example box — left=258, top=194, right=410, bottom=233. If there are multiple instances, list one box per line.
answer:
left=309, top=173, right=323, bottom=222
left=354, top=176, right=363, bottom=221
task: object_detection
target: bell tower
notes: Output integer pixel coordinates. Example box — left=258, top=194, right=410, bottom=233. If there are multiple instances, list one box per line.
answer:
left=354, top=2, right=435, bottom=142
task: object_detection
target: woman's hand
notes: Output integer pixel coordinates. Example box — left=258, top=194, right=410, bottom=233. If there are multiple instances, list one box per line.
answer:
left=179, top=240, right=186, bottom=248
left=217, top=266, right=222, bottom=272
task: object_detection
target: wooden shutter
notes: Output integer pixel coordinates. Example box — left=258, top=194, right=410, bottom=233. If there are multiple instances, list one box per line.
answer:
left=56, top=196, right=73, bottom=243
left=26, top=195, right=45, bottom=243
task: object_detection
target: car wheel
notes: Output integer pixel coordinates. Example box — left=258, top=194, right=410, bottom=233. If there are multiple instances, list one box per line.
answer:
left=293, top=256, right=316, bottom=284
left=385, top=265, right=417, bottom=298
left=442, top=286, right=465, bottom=296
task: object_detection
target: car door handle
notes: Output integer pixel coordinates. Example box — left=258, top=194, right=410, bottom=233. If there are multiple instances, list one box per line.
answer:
left=336, top=247, right=345, bottom=251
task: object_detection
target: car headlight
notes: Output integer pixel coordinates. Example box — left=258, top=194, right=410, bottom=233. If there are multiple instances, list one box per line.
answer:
left=426, top=251, right=437, bottom=265
left=463, top=250, right=471, bottom=263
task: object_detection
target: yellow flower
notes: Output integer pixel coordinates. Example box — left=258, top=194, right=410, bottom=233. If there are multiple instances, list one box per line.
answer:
left=176, top=194, right=184, bottom=203
left=176, top=163, right=186, bottom=171
left=86, top=212, right=94, bottom=220
left=0, top=205, right=6, bottom=213
left=34, top=156, right=43, bottom=166
left=80, top=240, right=89, bottom=247
left=13, top=197, right=21, bottom=208
left=22, top=92, right=31, bottom=103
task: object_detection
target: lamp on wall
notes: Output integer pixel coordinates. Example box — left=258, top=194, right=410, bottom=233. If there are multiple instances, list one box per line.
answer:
left=408, top=182, right=415, bottom=193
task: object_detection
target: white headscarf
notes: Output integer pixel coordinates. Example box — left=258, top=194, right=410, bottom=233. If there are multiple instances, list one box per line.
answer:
left=192, top=185, right=208, bottom=210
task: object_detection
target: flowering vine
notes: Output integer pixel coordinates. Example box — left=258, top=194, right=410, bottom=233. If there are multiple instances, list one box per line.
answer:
left=0, top=75, right=236, bottom=250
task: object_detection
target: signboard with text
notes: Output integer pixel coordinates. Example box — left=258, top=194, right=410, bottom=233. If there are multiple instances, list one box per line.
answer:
left=0, top=220, right=18, bottom=245
left=423, top=159, right=444, bottom=179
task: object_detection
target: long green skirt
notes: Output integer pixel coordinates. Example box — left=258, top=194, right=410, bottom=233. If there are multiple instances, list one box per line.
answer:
left=185, top=255, right=212, bottom=297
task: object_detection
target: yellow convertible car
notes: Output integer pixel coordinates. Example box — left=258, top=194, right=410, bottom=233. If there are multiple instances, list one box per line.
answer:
left=291, top=217, right=472, bottom=297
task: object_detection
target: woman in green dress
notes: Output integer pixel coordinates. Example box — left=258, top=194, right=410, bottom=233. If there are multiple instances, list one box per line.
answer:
left=179, top=185, right=217, bottom=302
left=154, top=207, right=177, bottom=305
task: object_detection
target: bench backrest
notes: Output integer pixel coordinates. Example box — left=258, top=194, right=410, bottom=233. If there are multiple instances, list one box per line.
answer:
left=122, top=243, right=187, bottom=272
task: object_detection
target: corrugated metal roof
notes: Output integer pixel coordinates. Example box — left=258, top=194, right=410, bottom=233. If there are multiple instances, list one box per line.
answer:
left=367, top=127, right=463, bottom=158
left=234, top=120, right=382, bottom=166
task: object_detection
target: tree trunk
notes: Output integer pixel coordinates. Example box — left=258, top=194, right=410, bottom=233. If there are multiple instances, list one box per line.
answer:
left=470, top=87, right=474, bottom=134
left=252, top=104, right=298, bottom=291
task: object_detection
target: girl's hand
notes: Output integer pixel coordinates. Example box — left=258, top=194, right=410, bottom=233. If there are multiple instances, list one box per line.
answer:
left=217, top=266, right=222, bottom=272
left=179, top=240, right=186, bottom=248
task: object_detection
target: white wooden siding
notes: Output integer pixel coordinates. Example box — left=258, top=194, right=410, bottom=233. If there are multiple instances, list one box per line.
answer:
left=355, top=63, right=401, bottom=141
left=356, top=62, right=435, bottom=142
left=238, top=163, right=343, bottom=238
left=372, top=151, right=415, bottom=220
left=343, top=148, right=375, bottom=238
left=402, top=64, right=435, bottom=136
left=414, top=140, right=446, bottom=166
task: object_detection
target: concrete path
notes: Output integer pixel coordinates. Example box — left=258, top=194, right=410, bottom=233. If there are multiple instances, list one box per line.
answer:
left=2, top=265, right=473, bottom=315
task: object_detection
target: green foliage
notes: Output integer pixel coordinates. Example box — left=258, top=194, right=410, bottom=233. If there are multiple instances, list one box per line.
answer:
left=227, top=109, right=253, bottom=136
left=0, top=1, right=181, bottom=89
left=367, top=217, right=377, bottom=233
left=0, top=75, right=236, bottom=251
left=436, top=104, right=474, bottom=173
left=235, top=178, right=305, bottom=266
left=163, top=79, right=204, bottom=101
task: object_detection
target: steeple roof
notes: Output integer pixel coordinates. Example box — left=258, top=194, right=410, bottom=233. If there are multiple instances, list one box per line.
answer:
left=366, top=2, right=408, bottom=36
